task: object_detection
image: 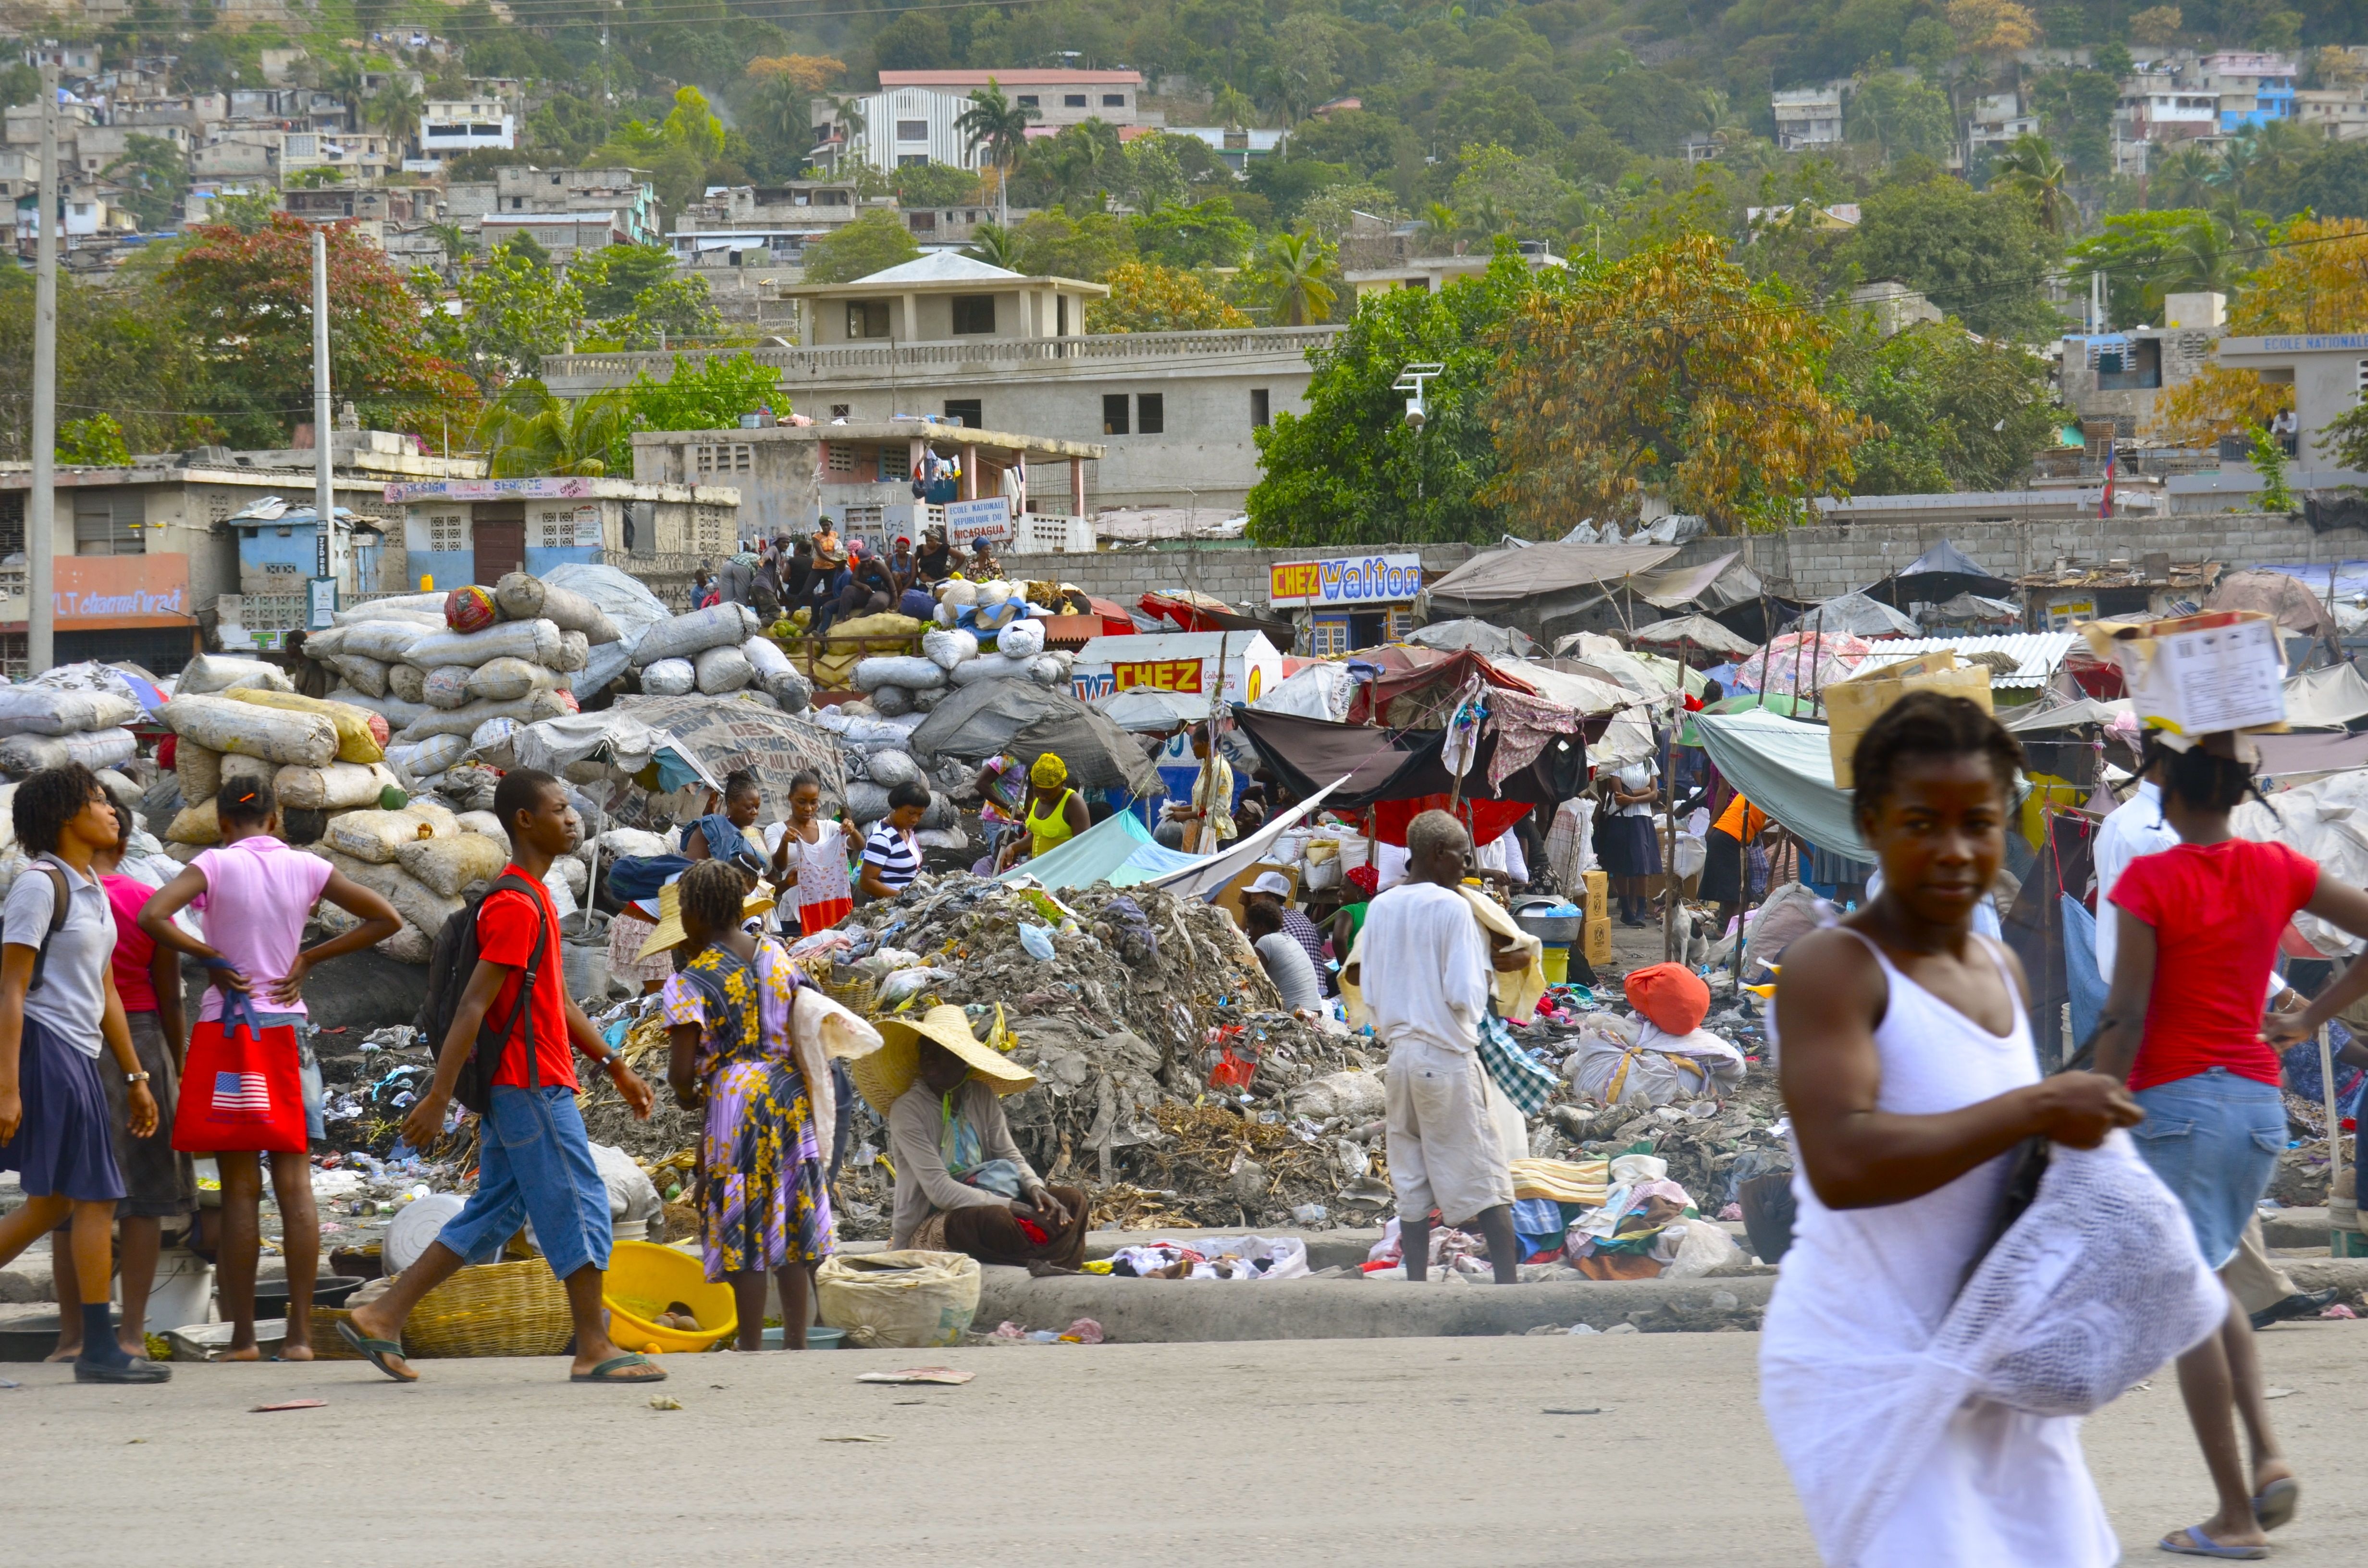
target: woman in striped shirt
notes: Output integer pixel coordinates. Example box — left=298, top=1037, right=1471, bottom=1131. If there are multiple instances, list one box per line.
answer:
left=859, top=782, right=930, bottom=901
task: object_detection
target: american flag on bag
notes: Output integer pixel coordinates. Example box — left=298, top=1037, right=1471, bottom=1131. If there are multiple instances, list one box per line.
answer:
left=211, top=1071, right=271, bottom=1120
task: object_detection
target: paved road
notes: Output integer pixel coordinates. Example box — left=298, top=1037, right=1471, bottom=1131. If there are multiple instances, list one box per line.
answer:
left=6, top=1320, right=2364, bottom=1565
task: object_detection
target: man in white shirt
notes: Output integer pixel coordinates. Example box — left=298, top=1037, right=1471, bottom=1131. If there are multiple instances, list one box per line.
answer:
left=1345, top=809, right=1525, bottom=1284
left=2094, top=748, right=2334, bottom=1328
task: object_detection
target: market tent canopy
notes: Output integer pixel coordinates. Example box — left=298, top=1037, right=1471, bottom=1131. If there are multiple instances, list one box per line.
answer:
left=1627, top=612, right=1759, bottom=660
left=1096, top=688, right=1212, bottom=731
left=1404, top=618, right=1539, bottom=658
left=2205, top=568, right=2337, bottom=638
left=1493, top=658, right=1641, bottom=716
left=1868, top=539, right=2013, bottom=609
left=1692, top=707, right=1870, bottom=861
left=2001, top=696, right=2131, bottom=732
left=1230, top=705, right=1582, bottom=811
left=1009, top=700, right=1168, bottom=796
left=1001, top=807, right=1199, bottom=889
left=1344, top=645, right=1541, bottom=727
left=2255, top=731, right=2368, bottom=777
left=1143, top=779, right=1348, bottom=899
left=2282, top=661, right=2368, bottom=729
left=1795, top=590, right=1922, bottom=639
left=1138, top=590, right=1297, bottom=644
left=1630, top=551, right=1763, bottom=612
left=1423, top=541, right=1679, bottom=610
left=1928, top=592, right=2023, bottom=627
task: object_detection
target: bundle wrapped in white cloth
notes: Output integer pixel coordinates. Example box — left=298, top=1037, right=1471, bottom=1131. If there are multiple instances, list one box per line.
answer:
left=1762, top=1131, right=2223, bottom=1565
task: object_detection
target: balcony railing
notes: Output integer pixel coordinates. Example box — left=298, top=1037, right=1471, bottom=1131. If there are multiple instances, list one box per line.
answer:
left=541, top=326, right=1345, bottom=385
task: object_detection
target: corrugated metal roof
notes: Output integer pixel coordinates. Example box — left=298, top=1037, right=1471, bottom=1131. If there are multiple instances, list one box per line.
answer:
left=1847, top=632, right=2077, bottom=688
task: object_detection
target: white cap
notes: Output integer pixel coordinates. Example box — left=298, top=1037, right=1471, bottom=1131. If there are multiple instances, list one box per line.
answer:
left=1247, top=871, right=1293, bottom=898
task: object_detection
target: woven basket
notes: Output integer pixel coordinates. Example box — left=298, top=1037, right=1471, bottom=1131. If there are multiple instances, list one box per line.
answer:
left=309, top=1307, right=364, bottom=1359
left=401, top=1260, right=574, bottom=1359
left=825, top=974, right=878, bottom=1018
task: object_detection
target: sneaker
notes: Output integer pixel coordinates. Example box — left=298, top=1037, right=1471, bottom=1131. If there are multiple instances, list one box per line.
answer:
left=2249, top=1288, right=2341, bottom=1330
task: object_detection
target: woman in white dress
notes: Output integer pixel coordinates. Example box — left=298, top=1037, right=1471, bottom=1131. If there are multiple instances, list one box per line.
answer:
left=1764, top=690, right=2145, bottom=1566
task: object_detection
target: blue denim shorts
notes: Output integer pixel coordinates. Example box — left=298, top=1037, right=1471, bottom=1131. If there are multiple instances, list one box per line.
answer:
left=434, top=1085, right=614, bottom=1283
left=2131, top=1067, right=2287, bottom=1269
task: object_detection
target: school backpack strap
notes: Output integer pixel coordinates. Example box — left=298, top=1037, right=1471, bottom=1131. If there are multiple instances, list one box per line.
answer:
left=481, top=870, right=551, bottom=1094
left=25, top=860, right=71, bottom=995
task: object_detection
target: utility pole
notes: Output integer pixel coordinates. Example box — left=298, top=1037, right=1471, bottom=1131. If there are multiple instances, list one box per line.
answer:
left=28, top=61, right=58, bottom=675
left=313, top=226, right=333, bottom=551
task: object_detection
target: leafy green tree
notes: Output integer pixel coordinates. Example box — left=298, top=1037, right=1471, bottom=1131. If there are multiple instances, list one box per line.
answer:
left=894, top=163, right=982, bottom=208
left=1830, top=320, right=2069, bottom=494
left=2025, top=67, right=2121, bottom=177
left=620, top=352, right=785, bottom=470
left=1283, top=109, right=1415, bottom=183
left=1298, top=184, right=1406, bottom=243
left=56, top=413, right=134, bottom=466
left=1449, top=145, right=1577, bottom=240
left=102, top=134, right=187, bottom=232
left=570, top=244, right=675, bottom=318
left=592, top=276, right=724, bottom=348
left=1849, top=173, right=2063, bottom=340
left=1011, top=209, right=1136, bottom=280
left=2151, top=143, right=2221, bottom=209
left=457, top=240, right=584, bottom=384
left=1849, top=72, right=1955, bottom=161
left=1990, top=134, right=2076, bottom=233
left=1246, top=249, right=1532, bottom=546
left=1130, top=198, right=1255, bottom=270
left=2067, top=210, right=2240, bottom=325
left=800, top=209, right=922, bottom=284
left=1244, top=155, right=1352, bottom=224
left=2292, top=138, right=2368, bottom=220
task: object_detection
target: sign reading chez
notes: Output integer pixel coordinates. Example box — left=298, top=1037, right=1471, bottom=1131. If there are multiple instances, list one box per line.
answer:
left=1268, top=552, right=1424, bottom=608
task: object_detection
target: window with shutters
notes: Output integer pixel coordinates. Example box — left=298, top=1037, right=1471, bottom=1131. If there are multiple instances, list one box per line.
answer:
left=73, top=492, right=142, bottom=556
left=876, top=444, right=910, bottom=482
left=841, top=504, right=884, bottom=529
left=825, top=442, right=855, bottom=475
left=429, top=514, right=466, bottom=553
left=694, top=442, right=752, bottom=476
left=537, top=509, right=572, bottom=549
left=1308, top=614, right=1350, bottom=657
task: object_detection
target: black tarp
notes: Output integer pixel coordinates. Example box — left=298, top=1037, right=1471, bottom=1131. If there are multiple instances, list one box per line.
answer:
left=1229, top=706, right=1586, bottom=809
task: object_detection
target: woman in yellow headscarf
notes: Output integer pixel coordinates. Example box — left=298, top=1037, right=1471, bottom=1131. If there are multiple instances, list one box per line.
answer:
left=996, top=753, right=1091, bottom=871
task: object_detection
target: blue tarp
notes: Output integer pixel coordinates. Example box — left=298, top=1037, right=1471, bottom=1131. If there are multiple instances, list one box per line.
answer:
left=1692, top=707, right=1871, bottom=861
left=999, top=807, right=1202, bottom=891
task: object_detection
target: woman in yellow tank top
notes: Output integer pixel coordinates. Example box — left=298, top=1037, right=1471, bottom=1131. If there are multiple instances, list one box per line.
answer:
left=999, top=753, right=1091, bottom=870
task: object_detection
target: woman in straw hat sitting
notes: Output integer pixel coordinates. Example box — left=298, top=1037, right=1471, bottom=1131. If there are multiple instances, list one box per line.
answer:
left=857, top=1004, right=1089, bottom=1271
left=660, top=861, right=833, bottom=1349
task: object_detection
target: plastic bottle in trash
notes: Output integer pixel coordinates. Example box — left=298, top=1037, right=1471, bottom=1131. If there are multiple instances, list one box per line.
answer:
left=1291, top=1203, right=1329, bottom=1227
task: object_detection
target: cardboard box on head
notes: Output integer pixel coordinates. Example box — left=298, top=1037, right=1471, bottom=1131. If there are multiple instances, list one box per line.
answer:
left=1824, top=650, right=1995, bottom=789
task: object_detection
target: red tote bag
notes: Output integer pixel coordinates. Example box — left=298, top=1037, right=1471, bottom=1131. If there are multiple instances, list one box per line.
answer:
left=172, top=992, right=307, bottom=1154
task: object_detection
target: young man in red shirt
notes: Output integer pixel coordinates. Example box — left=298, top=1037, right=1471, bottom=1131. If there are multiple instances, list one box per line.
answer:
left=340, top=770, right=666, bottom=1384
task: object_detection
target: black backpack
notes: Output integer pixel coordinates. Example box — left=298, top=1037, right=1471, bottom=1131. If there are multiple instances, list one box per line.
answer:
left=0, top=862, right=73, bottom=994
left=416, top=870, right=551, bottom=1115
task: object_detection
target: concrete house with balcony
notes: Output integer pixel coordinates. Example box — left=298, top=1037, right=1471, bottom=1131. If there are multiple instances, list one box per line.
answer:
left=2057, top=292, right=2227, bottom=437
left=545, top=250, right=1327, bottom=513
left=1772, top=88, right=1844, bottom=150
left=416, top=98, right=515, bottom=163
left=813, top=69, right=1157, bottom=174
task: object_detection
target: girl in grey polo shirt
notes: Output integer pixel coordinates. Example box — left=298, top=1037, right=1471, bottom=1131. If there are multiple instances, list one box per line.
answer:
left=0, top=764, right=170, bottom=1383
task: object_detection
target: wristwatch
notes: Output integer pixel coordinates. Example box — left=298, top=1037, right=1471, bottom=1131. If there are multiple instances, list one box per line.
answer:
left=125, top=1070, right=150, bottom=1084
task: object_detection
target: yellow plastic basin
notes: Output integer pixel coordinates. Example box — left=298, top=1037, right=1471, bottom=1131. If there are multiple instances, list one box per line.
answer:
left=602, top=1240, right=737, bottom=1354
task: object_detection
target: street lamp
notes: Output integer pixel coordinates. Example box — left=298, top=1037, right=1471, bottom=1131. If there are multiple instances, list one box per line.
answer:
left=1394, top=362, right=1443, bottom=429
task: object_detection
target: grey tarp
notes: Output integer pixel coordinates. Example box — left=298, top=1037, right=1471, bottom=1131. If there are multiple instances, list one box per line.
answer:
left=2282, top=662, right=2368, bottom=728
left=1423, top=542, right=1679, bottom=610
left=1403, top=618, right=1539, bottom=658
left=1010, top=699, right=1168, bottom=796
left=2001, top=696, right=2131, bottom=732
left=513, top=694, right=844, bottom=821
left=1630, top=551, right=1764, bottom=612
left=1795, top=590, right=1922, bottom=639
left=1628, top=612, right=1760, bottom=660
left=907, top=677, right=1075, bottom=762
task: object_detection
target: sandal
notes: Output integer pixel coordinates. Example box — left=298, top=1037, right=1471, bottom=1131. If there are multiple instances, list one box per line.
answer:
left=2159, top=1526, right=2267, bottom=1559
left=571, top=1353, right=667, bottom=1384
left=335, top=1319, right=418, bottom=1384
left=2252, top=1477, right=2299, bottom=1531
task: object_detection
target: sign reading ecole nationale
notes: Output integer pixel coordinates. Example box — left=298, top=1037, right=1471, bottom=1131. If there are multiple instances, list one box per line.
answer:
left=1268, top=553, right=1424, bottom=608
left=944, top=496, right=1011, bottom=546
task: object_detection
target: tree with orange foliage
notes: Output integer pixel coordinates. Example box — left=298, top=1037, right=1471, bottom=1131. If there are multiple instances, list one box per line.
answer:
left=161, top=214, right=476, bottom=450
left=2147, top=216, right=2368, bottom=443
left=1481, top=233, right=1869, bottom=535
left=746, top=55, right=846, bottom=97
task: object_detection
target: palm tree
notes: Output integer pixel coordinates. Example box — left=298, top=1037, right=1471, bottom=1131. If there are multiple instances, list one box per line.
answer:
left=366, top=81, right=422, bottom=159
left=1991, top=134, right=2075, bottom=234
left=323, top=55, right=367, bottom=131
left=1212, top=85, right=1256, bottom=131
left=472, top=381, right=632, bottom=478
left=1259, top=230, right=1338, bottom=326
left=1413, top=200, right=1461, bottom=255
left=427, top=220, right=474, bottom=272
left=963, top=221, right=1024, bottom=271
left=2162, top=216, right=2246, bottom=297
left=822, top=93, right=868, bottom=173
left=955, top=79, right=1039, bottom=227
left=2151, top=142, right=2220, bottom=209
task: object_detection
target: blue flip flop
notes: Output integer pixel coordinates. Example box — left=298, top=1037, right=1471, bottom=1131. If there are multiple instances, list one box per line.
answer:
left=2253, top=1477, right=2299, bottom=1531
left=2159, top=1526, right=2267, bottom=1560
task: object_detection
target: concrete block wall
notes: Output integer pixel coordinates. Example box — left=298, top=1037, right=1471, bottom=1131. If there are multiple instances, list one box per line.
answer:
left=1665, top=512, right=2368, bottom=600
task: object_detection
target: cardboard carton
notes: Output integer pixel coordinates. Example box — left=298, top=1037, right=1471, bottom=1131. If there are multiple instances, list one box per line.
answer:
left=1825, top=650, right=1995, bottom=788
left=2079, top=610, right=2286, bottom=736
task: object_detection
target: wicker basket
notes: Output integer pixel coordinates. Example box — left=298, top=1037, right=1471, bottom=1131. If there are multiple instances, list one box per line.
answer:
left=309, top=1306, right=365, bottom=1359
left=401, top=1260, right=574, bottom=1359
left=825, top=973, right=878, bottom=1018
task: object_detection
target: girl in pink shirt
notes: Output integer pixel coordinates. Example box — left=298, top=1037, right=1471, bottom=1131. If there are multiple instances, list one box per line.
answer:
left=140, top=778, right=400, bottom=1361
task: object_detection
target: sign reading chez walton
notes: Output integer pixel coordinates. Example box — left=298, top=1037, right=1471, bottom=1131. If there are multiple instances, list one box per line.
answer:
left=1268, top=553, right=1423, bottom=608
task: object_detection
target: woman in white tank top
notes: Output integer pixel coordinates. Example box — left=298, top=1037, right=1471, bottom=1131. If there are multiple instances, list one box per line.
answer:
left=1763, top=691, right=2146, bottom=1566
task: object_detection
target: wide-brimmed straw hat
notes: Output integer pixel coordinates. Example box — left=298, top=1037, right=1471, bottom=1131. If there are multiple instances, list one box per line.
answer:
left=634, top=878, right=778, bottom=962
left=851, top=1004, right=1035, bottom=1114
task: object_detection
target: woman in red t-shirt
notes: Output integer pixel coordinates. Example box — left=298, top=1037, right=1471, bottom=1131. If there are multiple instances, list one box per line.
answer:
left=2096, top=733, right=2368, bottom=1556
